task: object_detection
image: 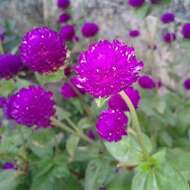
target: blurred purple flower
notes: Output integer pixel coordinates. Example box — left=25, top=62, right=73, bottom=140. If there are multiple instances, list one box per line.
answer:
left=81, top=22, right=99, bottom=38
left=129, top=30, right=140, bottom=38
left=96, top=109, right=128, bottom=142
left=160, top=12, right=175, bottom=24
left=59, top=24, right=75, bottom=41
left=183, top=78, right=190, bottom=90
left=163, top=32, right=176, bottom=43
left=0, top=54, right=22, bottom=79
left=20, top=27, right=67, bottom=73
left=86, top=129, right=96, bottom=140
left=0, top=26, right=5, bottom=41
left=181, top=23, right=190, bottom=39
left=58, top=13, right=71, bottom=23
left=2, top=162, right=15, bottom=170
left=57, top=0, right=70, bottom=9
left=0, top=96, right=6, bottom=108
left=75, top=40, right=143, bottom=98
left=128, top=0, right=145, bottom=7
left=138, top=75, right=156, bottom=89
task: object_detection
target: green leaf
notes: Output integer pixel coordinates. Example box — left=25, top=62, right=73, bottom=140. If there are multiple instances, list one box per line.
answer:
left=105, top=134, right=152, bottom=166
left=0, top=79, right=15, bottom=96
left=95, top=98, right=108, bottom=108
left=66, top=135, right=80, bottom=158
left=0, top=171, right=18, bottom=190
left=85, top=158, right=114, bottom=190
left=166, top=149, right=190, bottom=181
left=132, top=150, right=189, bottom=190
left=78, top=117, right=93, bottom=129
left=134, top=4, right=151, bottom=19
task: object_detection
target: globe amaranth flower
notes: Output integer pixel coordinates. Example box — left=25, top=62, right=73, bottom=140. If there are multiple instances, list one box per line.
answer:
left=57, top=0, right=70, bottom=9
left=60, top=78, right=85, bottom=99
left=0, top=96, right=6, bottom=108
left=129, top=30, right=140, bottom=38
left=160, top=12, right=175, bottom=24
left=96, top=109, right=128, bottom=142
left=59, top=24, right=75, bottom=41
left=5, top=86, right=55, bottom=128
left=0, top=26, right=5, bottom=41
left=163, top=32, right=176, bottom=43
left=20, top=27, right=67, bottom=73
left=138, top=75, right=156, bottom=89
left=108, top=87, right=140, bottom=112
left=75, top=40, right=143, bottom=98
left=181, top=23, right=190, bottom=39
left=128, top=0, right=145, bottom=7
left=58, top=13, right=71, bottom=23
left=0, top=54, right=22, bottom=79
left=2, top=162, right=15, bottom=170
left=183, top=78, right=190, bottom=90
left=81, top=22, right=99, bottom=38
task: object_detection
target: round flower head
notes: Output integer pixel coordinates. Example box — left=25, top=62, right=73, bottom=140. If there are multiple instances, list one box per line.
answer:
left=57, top=0, right=70, bottom=9
left=163, top=32, right=176, bottom=43
left=0, top=96, right=6, bottom=108
left=81, top=22, right=99, bottom=38
left=75, top=40, right=143, bottom=98
left=181, top=23, right=190, bottom=39
left=129, top=30, right=140, bottom=38
left=0, top=54, right=22, bottom=79
left=128, top=0, right=145, bottom=7
left=138, top=75, right=156, bottom=89
left=183, top=78, right=190, bottom=90
left=96, top=109, right=128, bottom=142
left=60, top=78, right=85, bottom=99
left=59, top=13, right=71, bottom=23
left=59, top=24, right=75, bottom=41
left=2, top=162, right=15, bottom=170
left=20, top=27, right=67, bottom=73
left=5, top=86, right=55, bottom=128
left=0, top=26, right=5, bottom=41
left=160, top=12, right=175, bottom=24
left=108, top=87, right=140, bottom=112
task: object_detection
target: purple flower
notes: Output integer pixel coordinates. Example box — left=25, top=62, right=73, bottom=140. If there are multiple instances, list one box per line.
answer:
left=163, top=32, right=176, bottom=43
left=20, top=27, right=67, bottom=74
left=181, top=23, right=190, bottom=39
left=129, top=30, right=140, bottom=38
left=108, top=87, right=140, bottom=112
left=58, top=13, right=71, bottom=23
left=60, top=78, right=85, bottom=99
left=96, top=109, right=128, bottom=142
left=57, top=0, right=70, bottom=9
left=81, top=22, right=99, bottom=38
left=0, top=54, right=22, bottom=79
left=2, top=162, right=15, bottom=170
left=59, top=24, right=75, bottom=41
left=5, top=86, right=55, bottom=128
left=75, top=40, right=143, bottom=98
left=0, top=26, right=5, bottom=41
left=138, top=75, right=156, bottom=89
left=183, top=78, right=190, bottom=90
left=128, top=0, right=145, bottom=7
left=0, top=96, right=6, bottom=108
left=160, top=12, right=175, bottom=24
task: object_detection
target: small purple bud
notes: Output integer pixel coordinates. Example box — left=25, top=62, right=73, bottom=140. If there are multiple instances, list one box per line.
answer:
left=184, top=78, right=190, bottom=90
left=2, top=162, right=15, bottom=170
left=138, top=75, right=156, bottom=89
left=128, top=0, right=145, bottom=8
left=163, top=32, right=176, bottom=43
left=0, top=26, right=5, bottom=41
left=57, top=0, right=70, bottom=9
left=59, top=24, right=75, bottom=41
left=160, top=12, right=175, bottom=24
left=181, top=23, right=190, bottom=39
left=58, top=13, right=71, bottom=23
left=81, top=22, right=99, bottom=38
left=86, top=129, right=96, bottom=140
left=129, top=30, right=140, bottom=38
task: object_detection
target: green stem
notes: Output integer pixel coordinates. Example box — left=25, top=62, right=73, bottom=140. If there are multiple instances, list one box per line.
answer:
left=0, top=42, right=4, bottom=54
left=51, top=118, right=93, bottom=144
left=119, top=90, right=149, bottom=160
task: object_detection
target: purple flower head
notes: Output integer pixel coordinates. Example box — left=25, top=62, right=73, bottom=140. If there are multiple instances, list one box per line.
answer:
left=128, top=0, right=145, bottom=7
left=160, top=12, right=175, bottom=24
left=0, top=96, right=6, bottom=108
left=96, top=109, right=128, bottom=142
left=2, top=162, right=15, bottom=170
left=183, top=78, right=190, bottom=90
left=163, top=32, right=176, bottom=43
left=75, top=40, right=143, bottom=98
left=129, top=30, right=140, bottom=38
left=81, top=22, right=99, bottom=38
left=108, top=87, right=140, bottom=112
left=138, top=75, right=156, bottom=89
left=181, top=23, right=190, bottom=39
left=59, top=24, right=75, bottom=41
left=57, top=0, right=70, bottom=9
left=0, top=26, right=5, bottom=41
left=5, top=86, right=55, bottom=128
left=60, top=78, right=85, bottom=99
left=58, top=13, right=71, bottom=23
left=0, top=54, right=22, bottom=79
left=20, top=27, right=67, bottom=74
